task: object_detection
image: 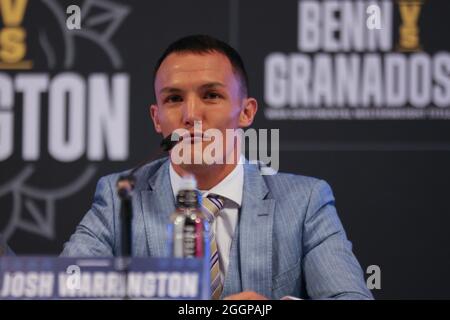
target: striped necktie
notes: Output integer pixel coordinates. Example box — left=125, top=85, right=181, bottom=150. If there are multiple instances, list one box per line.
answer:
left=202, top=194, right=225, bottom=300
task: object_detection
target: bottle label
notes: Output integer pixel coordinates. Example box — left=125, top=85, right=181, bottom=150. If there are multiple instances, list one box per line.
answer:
left=183, top=225, right=196, bottom=257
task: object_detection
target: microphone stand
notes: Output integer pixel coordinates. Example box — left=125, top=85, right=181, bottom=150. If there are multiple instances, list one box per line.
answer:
left=117, top=176, right=135, bottom=258
left=115, top=133, right=180, bottom=299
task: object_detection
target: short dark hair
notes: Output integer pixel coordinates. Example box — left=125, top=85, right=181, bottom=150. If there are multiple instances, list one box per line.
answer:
left=153, top=35, right=249, bottom=97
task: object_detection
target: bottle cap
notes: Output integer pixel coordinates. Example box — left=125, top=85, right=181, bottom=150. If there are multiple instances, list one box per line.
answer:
left=180, top=174, right=197, bottom=190
left=177, top=175, right=201, bottom=208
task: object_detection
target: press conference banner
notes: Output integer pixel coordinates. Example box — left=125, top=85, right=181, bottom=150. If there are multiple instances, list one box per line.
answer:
left=0, top=256, right=208, bottom=299
left=263, top=1, right=450, bottom=120
left=1, top=0, right=449, bottom=299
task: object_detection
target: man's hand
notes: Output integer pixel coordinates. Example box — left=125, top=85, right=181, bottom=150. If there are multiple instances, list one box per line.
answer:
left=223, top=291, right=269, bottom=300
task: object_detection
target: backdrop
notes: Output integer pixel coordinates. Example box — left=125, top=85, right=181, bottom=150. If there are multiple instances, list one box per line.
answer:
left=0, top=0, right=449, bottom=299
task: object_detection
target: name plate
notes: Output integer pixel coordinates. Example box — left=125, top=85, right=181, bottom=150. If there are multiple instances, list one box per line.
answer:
left=0, top=257, right=209, bottom=300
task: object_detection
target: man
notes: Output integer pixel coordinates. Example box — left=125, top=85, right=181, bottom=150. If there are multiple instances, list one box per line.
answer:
left=62, top=35, right=372, bottom=300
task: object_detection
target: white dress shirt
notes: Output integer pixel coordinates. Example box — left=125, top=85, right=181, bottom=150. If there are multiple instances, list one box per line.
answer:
left=169, top=160, right=243, bottom=282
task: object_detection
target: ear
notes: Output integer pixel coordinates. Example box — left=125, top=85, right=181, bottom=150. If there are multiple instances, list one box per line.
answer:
left=149, top=104, right=162, bottom=133
left=238, top=97, right=258, bottom=128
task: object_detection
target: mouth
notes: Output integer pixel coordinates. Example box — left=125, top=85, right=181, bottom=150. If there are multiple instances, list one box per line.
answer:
left=181, top=132, right=209, bottom=143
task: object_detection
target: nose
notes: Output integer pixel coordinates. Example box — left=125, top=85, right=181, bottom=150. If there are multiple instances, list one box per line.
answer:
left=182, top=93, right=202, bottom=128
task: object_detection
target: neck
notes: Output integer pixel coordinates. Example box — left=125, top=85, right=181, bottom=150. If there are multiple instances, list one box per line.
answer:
left=171, top=162, right=238, bottom=190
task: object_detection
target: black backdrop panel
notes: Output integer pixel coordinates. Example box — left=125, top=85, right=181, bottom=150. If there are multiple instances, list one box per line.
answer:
left=0, top=0, right=449, bottom=299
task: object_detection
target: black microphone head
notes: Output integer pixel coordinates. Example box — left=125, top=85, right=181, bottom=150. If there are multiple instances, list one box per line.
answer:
left=160, top=132, right=181, bottom=151
left=117, top=175, right=136, bottom=200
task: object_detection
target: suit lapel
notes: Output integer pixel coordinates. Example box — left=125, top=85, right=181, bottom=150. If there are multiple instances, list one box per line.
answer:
left=138, top=159, right=276, bottom=298
left=223, top=162, right=276, bottom=298
left=139, top=160, right=175, bottom=257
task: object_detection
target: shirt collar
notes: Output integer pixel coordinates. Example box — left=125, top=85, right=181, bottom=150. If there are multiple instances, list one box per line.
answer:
left=169, top=156, right=244, bottom=207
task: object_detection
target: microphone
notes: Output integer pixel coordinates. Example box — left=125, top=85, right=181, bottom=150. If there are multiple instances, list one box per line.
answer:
left=116, top=132, right=180, bottom=257
left=160, top=132, right=181, bottom=152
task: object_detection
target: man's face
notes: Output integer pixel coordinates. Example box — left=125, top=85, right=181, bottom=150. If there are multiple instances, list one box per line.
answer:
left=150, top=51, right=257, bottom=166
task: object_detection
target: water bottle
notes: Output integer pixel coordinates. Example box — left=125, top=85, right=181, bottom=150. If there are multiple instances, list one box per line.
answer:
left=167, top=175, right=206, bottom=257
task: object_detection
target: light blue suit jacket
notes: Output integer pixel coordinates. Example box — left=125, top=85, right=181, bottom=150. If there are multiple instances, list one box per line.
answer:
left=61, top=158, right=373, bottom=300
